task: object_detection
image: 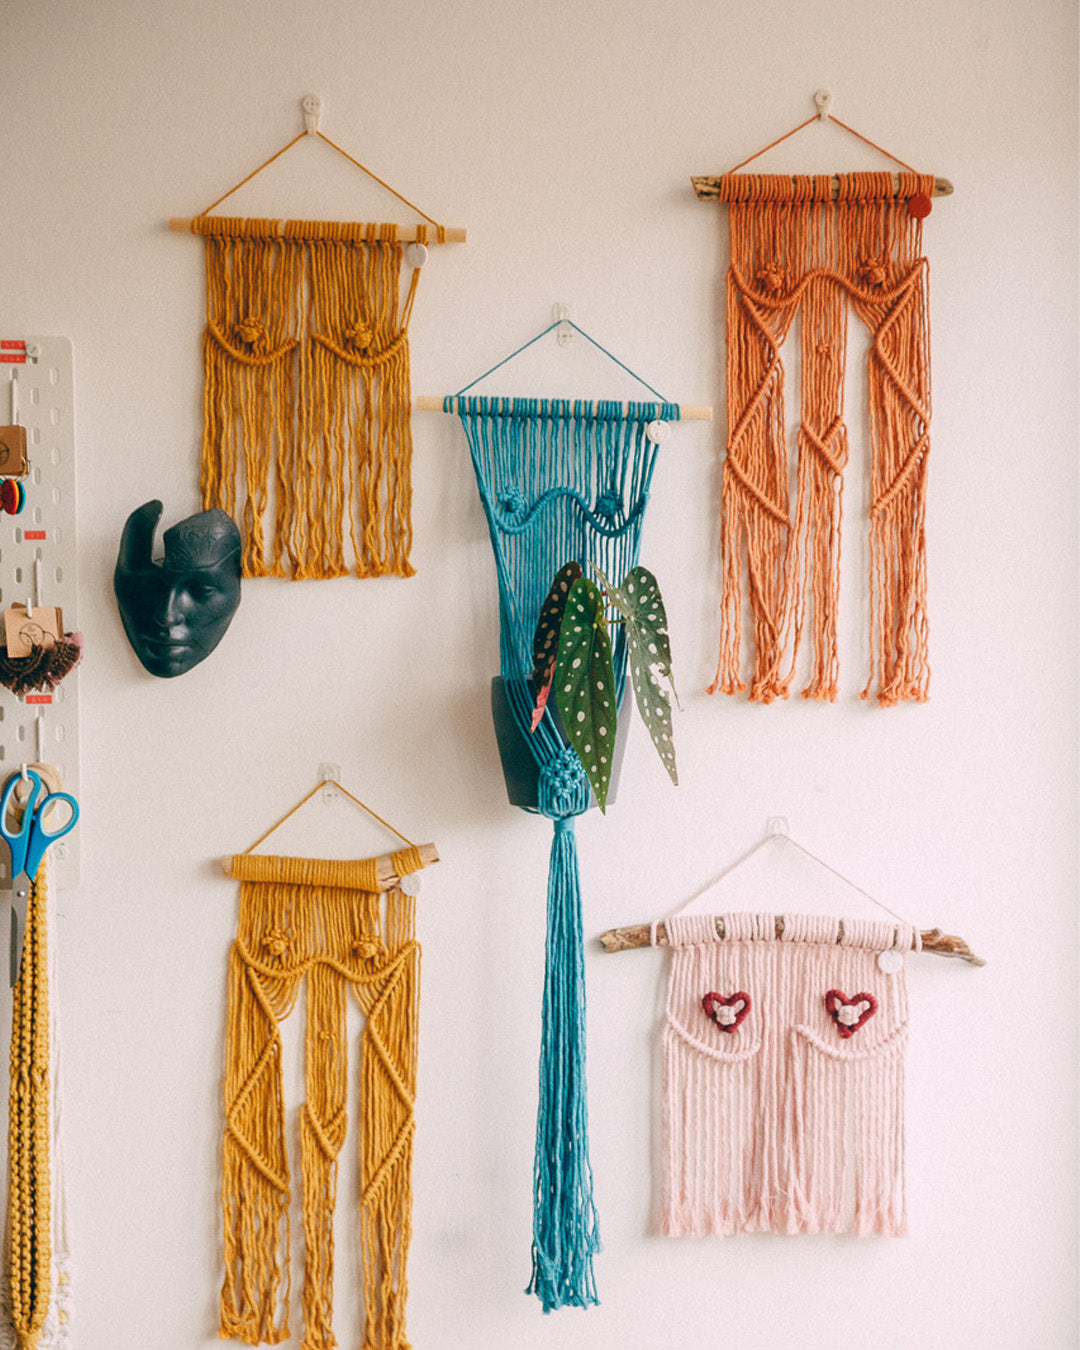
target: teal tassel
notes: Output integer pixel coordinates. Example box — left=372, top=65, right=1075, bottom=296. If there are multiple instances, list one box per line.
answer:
left=528, top=816, right=601, bottom=1311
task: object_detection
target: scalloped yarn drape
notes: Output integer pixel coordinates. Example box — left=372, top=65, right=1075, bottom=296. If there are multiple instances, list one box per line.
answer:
left=195, top=217, right=426, bottom=580
left=454, top=398, right=670, bottom=1311
left=709, top=173, right=934, bottom=705
left=219, top=849, right=425, bottom=1350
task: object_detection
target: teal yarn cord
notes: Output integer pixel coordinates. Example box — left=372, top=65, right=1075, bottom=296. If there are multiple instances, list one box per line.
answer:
left=454, top=393, right=674, bottom=1310
left=529, top=814, right=599, bottom=1311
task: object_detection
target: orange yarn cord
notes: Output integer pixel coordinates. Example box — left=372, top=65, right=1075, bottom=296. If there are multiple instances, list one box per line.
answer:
left=7, top=869, right=51, bottom=1350
left=220, top=851, right=426, bottom=1349
left=195, top=216, right=424, bottom=580
left=708, top=172, right=933, bottom=705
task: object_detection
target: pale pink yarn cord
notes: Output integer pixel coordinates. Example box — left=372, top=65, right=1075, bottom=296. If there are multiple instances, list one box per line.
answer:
left=661, top=912, right=916, bottom=1237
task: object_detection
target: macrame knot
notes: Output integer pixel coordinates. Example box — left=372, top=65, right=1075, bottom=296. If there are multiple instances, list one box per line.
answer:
left=352, top=935, right=385, bottom=962
left=261, top=928, right=291, bottom=958
left=755, top=263, right=787, bottom=295
left=497, top=487, right=529, bottom=522
left=234, top=316, right=269, bottom=353
left=595, top=489, right=622, bottom=520
left=537, top=749, right=590, bottom=819
left=858, top=257, right=895, bottom=289
left=343, top=320, right=375, bottom=352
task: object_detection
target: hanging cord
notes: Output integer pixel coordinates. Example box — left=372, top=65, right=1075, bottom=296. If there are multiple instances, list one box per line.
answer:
left=727, top=111, right=919, bottom=176
left=241, top=780, right=416, bottom=855
left=455, top=320, right=668, bottom=401
left=199, top=128, right=447, bottom=239
left=671, top=827, right=914, bottom=929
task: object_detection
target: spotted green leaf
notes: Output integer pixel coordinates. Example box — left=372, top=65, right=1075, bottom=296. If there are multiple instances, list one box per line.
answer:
left=552, top=576, right=617, bottom=812
left=529, top=562, right=583, bottom=731
left=595, top=565, right=678, bottom=787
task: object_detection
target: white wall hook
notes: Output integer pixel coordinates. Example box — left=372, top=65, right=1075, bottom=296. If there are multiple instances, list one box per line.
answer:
left=767, top=816, right=790, bottom=838
left=554, top=302, right=573, bottom=348
left=302, top=94, right=323, bottom=136
left=318, top=761, right=341, bottom=804
left=814, top=89, right=832, bottom=121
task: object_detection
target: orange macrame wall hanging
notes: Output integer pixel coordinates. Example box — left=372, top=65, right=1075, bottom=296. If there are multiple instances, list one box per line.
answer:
left=171, top=96, right=464, bottom=581
left=696, top=100, right=949, bottom=706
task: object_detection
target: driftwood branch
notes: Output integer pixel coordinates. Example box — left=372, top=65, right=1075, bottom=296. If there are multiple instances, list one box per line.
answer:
left=597, top=919, right=984, bottom=967
left=691, top=174, right=954, bottom=201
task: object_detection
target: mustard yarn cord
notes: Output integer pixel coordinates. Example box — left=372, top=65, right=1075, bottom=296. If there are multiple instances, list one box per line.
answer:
left=7, top=870, right=50, bottom=1350
left=196, top=217, right=422, bottom=581
left=220, top=859, right=423, bottom=1349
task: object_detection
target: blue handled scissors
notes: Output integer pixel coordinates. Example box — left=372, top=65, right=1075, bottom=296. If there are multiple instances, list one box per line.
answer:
left=0, top=770, right=78, bottom=985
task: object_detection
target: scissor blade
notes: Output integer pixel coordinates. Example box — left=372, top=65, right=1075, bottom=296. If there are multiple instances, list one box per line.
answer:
left=9, top=871, right=30, bottom=986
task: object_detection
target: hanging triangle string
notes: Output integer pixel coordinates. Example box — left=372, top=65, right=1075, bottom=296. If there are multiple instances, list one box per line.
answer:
left=667, top=826, right=914, bottom=929
left=726, top=109, right=919, bottom=176
left=241, top=780, right=417, bottom=856
left=454, top=320, right=669, bottom=403
left=198, top=128, right=446, bottom=238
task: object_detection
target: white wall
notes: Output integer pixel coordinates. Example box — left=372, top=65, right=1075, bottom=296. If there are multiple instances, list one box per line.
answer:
left=2, top=1, right=1076, bottom=1347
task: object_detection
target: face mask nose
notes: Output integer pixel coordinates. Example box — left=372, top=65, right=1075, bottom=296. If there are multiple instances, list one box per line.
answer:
left=152, top=584, right=188, bottom=631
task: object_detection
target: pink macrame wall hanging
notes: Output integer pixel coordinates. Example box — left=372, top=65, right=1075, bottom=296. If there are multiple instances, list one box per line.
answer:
left=661, top=912, right=915, bottom=1236
left=597, top=825, right=983, bottom=1240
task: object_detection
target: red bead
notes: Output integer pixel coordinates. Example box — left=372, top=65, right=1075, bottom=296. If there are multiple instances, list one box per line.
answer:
left=908, top=192, right=932, bottom=219
left=0, top=478, right=16, bottom=514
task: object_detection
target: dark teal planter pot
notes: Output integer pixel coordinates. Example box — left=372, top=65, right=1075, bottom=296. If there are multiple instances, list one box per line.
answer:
left=490, top=676, right=629, bottom=813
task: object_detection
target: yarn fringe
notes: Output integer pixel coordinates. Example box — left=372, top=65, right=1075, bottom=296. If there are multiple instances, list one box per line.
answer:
left=709, top=172, right=933, bottom=704
left=0, top=637, right=82, bottom=698
left=196, top=217, right=424, bottom=580
left=527, top=819, right=601, bottom=1312
left=219, top=861, right=420, bottom=1348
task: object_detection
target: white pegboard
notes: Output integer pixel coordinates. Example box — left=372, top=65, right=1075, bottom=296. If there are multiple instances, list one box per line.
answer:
left=0, top=336, right=80, bottom=889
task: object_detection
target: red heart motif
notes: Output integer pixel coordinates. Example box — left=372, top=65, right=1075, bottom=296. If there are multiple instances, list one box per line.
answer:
left=824, top=989, right=878, bottom=1038
left=701, top=991, right=751, bottom=1034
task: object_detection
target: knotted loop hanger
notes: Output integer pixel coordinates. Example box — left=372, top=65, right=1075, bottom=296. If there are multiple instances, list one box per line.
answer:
left=598, top=819, right=984, bottom=964
left=693, top=90, right=954, bottom=202
left=416, top=317, right=713, bottom=420
left=222, top=773, right=439, bottom=893
left=170, top=95, right=465, bottom=242
left=240, top=776, right=417, bottom=855
left=453, top=319, right=669, bottom=402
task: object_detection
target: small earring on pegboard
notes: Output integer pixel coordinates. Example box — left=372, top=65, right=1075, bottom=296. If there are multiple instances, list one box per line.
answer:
left=0, top=478, right=26, bottom=515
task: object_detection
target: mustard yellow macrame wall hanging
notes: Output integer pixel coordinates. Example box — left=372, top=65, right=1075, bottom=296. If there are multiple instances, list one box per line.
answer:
left=694, top=93, right=953, bottom=705
left=171, top=96, right=465, bottom=581
left=217, top=775, right=438, bottom=1350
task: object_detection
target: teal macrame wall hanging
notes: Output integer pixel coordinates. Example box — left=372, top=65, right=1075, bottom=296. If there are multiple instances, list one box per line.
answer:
left=428, top=320, right=705, bottom=1312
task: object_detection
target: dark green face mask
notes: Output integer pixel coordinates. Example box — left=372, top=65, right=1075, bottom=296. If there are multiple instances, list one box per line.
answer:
left=114, top=501, right=242, bottom=678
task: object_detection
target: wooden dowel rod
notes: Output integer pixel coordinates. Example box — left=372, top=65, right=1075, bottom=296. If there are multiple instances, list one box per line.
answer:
left=220, top=841, right=439, bottom=893
left=597, top=919, right=984, bottom=966
left=691, top=174, right=954, bottom=202
left=417, top=396, right=713, bottom=420
left=168, top=217, right=466, bottom=242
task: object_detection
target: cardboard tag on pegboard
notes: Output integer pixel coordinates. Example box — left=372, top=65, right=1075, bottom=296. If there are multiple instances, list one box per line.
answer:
left=0, top=426, right=28, bottom=477
left=4, top=603, right=64, bottom=658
